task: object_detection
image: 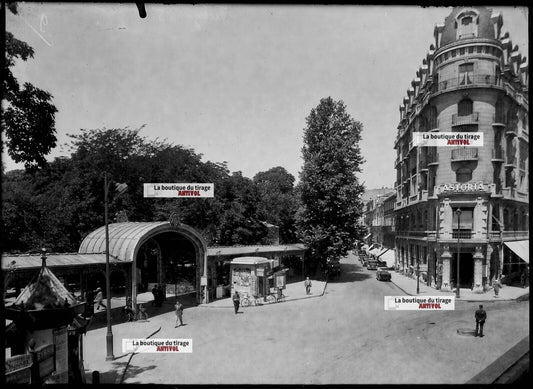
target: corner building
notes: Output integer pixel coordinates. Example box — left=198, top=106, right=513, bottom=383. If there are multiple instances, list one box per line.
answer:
left=394, top=7, right=528, bottom=293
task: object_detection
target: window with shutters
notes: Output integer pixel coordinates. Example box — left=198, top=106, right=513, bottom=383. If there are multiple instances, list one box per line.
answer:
left=459, top=64, right=474, bottom=86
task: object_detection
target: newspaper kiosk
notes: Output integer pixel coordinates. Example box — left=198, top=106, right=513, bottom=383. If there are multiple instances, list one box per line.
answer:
left=230, top=256, right=273, bottom=300
left=230, top=256, right=288, bottom=306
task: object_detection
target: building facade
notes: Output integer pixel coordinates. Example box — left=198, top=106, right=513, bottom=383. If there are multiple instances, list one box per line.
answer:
left=393, top=7, right=528, bottom=292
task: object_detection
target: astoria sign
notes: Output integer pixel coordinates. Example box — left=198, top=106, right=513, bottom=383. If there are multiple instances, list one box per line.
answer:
left=436, top=181, right=487, bottom=194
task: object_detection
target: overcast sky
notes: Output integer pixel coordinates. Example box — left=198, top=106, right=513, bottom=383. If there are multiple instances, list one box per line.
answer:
left=3, top=4, right=528, bottom=189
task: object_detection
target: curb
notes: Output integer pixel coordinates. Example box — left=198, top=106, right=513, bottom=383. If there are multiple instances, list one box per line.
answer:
left=466, top=335, right=529, bottom=384
left=390, top=278, right=527, bottom=302
left=198, top=282, right=329, bottom=309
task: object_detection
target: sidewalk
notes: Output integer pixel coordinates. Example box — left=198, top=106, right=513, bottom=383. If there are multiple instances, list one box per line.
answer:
left=82, top=278, right=327, bottom=383
left=199, top=279, right=327, bottom=308
left=389, top=270, right=529, bottom=302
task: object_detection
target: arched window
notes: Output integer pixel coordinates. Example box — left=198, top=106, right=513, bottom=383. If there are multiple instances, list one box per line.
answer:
left=455, top=10, right=479, bottom=39
left=458, top=98, right=473, bottom=116
left=459, top=64, right=474, bottom=86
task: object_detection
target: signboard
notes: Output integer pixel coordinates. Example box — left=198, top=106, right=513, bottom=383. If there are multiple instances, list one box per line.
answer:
left=36, top=344, right=55, bottom=379
left=275, top=273, right=286, bottom=289
left=5, top=354, right=33, bottom=384
left=257, top=268, right=265, bottom=277
left=144, top=183, right=214, bottom=198
left=436, top=181, right=487, bottom=195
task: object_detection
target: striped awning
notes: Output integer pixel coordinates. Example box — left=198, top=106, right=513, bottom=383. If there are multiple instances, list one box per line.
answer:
left=377, top=249, right=395, bottom=268
left=504, top=240, right=529, bottom=263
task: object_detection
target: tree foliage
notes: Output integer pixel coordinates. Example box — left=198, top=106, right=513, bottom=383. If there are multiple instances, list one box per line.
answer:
left=3, top=13, right=58, bottom=170
left=1, top=127, right=299, bottom=253
left=296, top=97, right=365, bottom=271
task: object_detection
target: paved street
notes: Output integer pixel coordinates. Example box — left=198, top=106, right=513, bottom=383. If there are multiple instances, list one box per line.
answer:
left=83, top=252, right=529, bottom=384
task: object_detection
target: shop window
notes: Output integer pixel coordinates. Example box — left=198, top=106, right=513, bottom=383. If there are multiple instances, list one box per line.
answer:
left=459, top=64, right=474, bottom=86
left=456, top=167, right=472, bottom=183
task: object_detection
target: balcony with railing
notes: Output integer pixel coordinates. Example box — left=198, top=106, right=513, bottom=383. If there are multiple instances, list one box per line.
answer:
left=452, top=229, right=473, bottom=239
left=451, top=148, right=478, bottom=161
left=451, top=112, right=479, bottom=126
left=505, top=154, right=516, bottom=167
left=491, top=148, right=504, bottom=162
left=427, top=151, right=439, bottom=166
left=492, top=113, right=508, bottom=127
left=436, top=74, right=501, bottom=93
left=505, top=126, right=518, bottom=137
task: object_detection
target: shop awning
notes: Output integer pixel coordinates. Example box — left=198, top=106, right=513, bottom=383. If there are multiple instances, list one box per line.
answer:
left=377, top=250, right=395, bottom=268
left=504, top=240, right=529, bottom=263
left=363, top=233, right=371, bottom=240
left=369, top=248, right=381, bottom=256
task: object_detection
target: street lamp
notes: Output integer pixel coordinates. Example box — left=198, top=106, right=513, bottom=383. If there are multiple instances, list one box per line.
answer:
left=455, top=208, right=462, bottom=299
left=104, top=172, right=114, bottom=361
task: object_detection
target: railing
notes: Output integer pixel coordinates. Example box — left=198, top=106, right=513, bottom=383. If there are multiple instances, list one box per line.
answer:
left=451, top=148, right=478, bottom=161
left=452, top=230, right=473, bottom=239
left=436, top=74, right=500, bottom=92
left=489, top=231, right=529, bottom=239
left=427, top=152, right=439, bottom=165
left=506, top=155, right=516, bottom=166
left=451, top=112, right=479, bottom=126
left=492, top=113, right=508, bottom=126
left=506, top=126, right=518, bottom=136
left=492, top=148, right=504, bottom=160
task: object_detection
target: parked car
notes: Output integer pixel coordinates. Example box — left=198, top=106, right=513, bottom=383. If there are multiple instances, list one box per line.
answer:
left=367, top=260, right=378, bottom=270
left=376, top=267, right=391, bottom=281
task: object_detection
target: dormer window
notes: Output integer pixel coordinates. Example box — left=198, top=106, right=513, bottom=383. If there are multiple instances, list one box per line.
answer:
left=455, top=10, right=479, bottom=39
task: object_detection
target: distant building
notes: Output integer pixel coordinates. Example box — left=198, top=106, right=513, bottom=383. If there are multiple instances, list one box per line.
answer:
left=393, top=7, right=528, bottom=292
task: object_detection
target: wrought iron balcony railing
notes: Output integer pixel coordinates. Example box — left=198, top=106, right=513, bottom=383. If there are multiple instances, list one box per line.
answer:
left=452, top=112, right=479, bottom=126
left=451, top=148, right=478, bottom=161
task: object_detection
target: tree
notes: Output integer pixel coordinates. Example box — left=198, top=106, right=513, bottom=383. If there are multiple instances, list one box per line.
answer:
left=253, top=166, right=299, bottom=243
left=3, top=4, right=58, bottom=170
left=296, top=97, right=366, bottom=274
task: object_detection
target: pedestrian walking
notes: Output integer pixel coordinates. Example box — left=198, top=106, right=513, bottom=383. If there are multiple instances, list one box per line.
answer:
left=304, top=277, right=312, bottom=295
left=138, top=303, right=148, bottom=320
left=94, top=288, right=106, bottom=311
left=474, top=304, right=487, bottom=337
left=232, top=291, right=240, bottom=314
left=84, top=289, right=95, bottom=317
left=175, top=300, right=184, bottom=327
left=493, top=278, right=501, bottom=297
left=157, top=285, right=165, bottom=306
left=152, top=285, right=159, bottom=307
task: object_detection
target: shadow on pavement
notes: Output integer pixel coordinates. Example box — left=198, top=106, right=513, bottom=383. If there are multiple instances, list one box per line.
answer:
left=85, top=361, right=129, bottom=384
left=120, top=363, right=160, bottom=384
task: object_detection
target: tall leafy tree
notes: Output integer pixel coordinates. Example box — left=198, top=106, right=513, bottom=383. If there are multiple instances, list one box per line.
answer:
left=254, top=166, right=299, bottom=243
left=3, top=4, right=58, bottom=170
left=296, top=97, right=366, bottom=274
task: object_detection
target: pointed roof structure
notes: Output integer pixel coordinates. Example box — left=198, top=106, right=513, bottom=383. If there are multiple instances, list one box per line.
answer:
left=14, top=266, right=77, bottom=310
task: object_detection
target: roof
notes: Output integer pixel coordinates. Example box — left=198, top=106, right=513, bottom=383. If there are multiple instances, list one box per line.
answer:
left=78, top=221, right=207, bottom=262
left=14, top=266, right=78, bottom=310
left=2, top=253, right=113, bottom=271
left=440, top=7, right=496, bottom=47
left=504, top=240, right=529, bottom=263
left=230, top=256, right=271, bottom=265
left=207, top=244, right=306, bottom=257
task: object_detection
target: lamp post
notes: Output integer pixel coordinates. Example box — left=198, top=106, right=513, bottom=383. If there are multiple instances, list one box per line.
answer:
left=455, top=208, right=462, bottom=299
left=104, top=172, right=114, bottom=361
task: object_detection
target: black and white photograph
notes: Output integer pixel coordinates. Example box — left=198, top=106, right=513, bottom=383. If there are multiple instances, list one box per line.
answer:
left=2, top=3, right=529, bottom=385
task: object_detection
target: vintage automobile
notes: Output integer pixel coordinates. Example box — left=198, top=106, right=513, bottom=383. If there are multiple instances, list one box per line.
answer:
left=376, top=267, right=391, bottom=281
left=366, top=260, right=378, bottom=270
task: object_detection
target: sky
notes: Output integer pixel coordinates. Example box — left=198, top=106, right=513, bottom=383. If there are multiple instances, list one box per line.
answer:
left=3, top=4, right=528, bottom=189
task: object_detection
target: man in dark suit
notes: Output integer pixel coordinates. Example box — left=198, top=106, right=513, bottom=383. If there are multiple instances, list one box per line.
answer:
left=475, top=304, right=487, bottom=337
